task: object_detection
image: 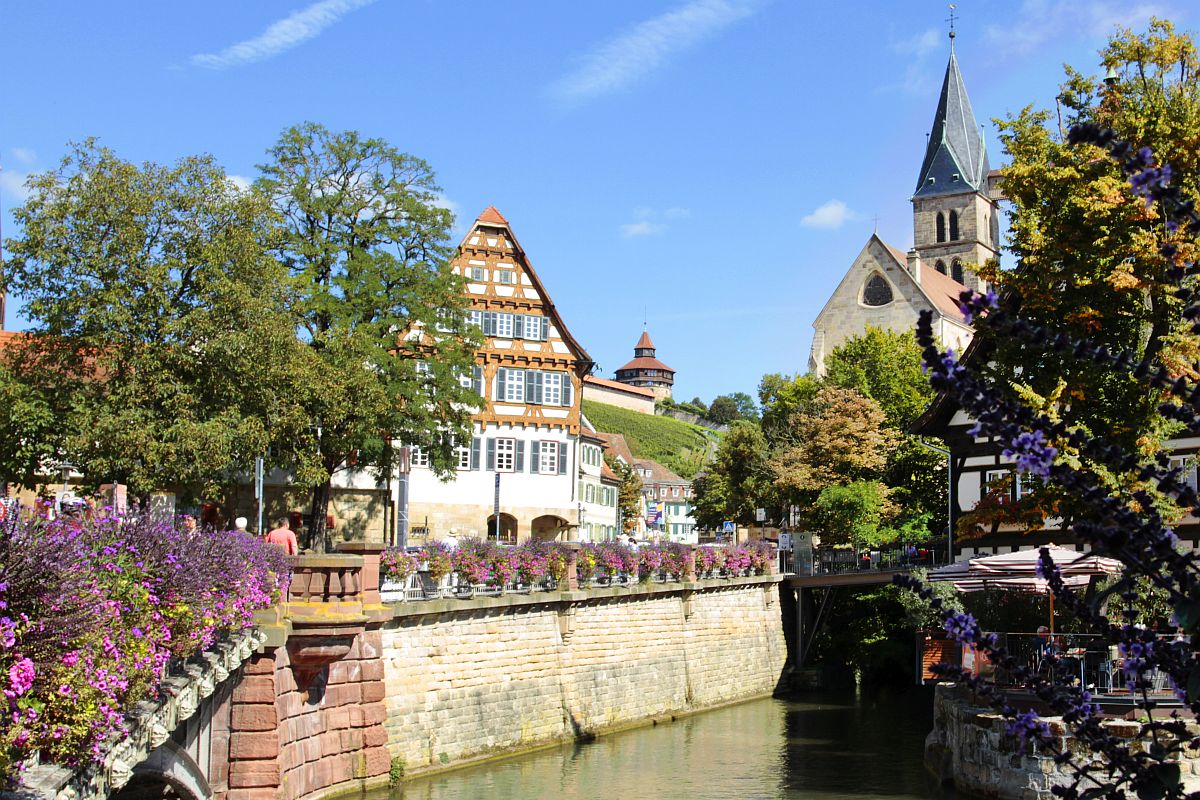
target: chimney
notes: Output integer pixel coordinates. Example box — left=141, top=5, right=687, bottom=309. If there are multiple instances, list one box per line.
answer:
left=907, top=249, right=922, bottom=284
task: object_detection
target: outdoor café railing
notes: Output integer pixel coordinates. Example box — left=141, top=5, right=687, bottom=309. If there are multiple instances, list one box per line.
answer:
left=960, top=632, right=1182, bottom=695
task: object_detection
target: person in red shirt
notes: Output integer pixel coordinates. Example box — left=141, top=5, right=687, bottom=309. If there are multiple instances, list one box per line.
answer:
left=264, top=518, right=299, bottom=555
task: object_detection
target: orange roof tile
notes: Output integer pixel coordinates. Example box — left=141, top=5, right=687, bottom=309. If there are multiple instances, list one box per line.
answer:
left=583, top=374, right=656, bottom=399
left=918, top=263, right=969, bottom=323
left=635, top=330, right=655, bottom=350
left=615, top=356, right=674, bottom=374
left=477, top=206, right=508, bottom=225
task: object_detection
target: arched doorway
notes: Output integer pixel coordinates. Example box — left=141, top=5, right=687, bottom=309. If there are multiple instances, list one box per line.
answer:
left=486, top=513, right=518, bottom=544
left=531, top=514, right=570, bottom=542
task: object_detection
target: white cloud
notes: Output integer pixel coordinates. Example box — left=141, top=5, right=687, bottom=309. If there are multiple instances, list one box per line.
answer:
left=431, top=195, right=459, bottom=215
left=620, top=220, right=665, bottom=238
left=800, top=199, right=857, bottom=230
left=883, top=26, right=942, bottom=96
left=619, top=206, right=690, bottom=238
left=0, top=169, right=30, bottom=203
left=192, top=0, right=377, bottom=70
left=227, top=174, right=252, bottom=192
left=985, top=0, right=1170, bottom=55
left=548, top=0, right=763, bottom=106
left=10, top=147, right=36, bottom=167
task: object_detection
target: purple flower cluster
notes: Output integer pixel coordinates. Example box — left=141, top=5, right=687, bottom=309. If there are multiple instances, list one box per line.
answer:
left=1003, top=430, right=1058, bottom=479
left=0, top=510, right=288, bottom=781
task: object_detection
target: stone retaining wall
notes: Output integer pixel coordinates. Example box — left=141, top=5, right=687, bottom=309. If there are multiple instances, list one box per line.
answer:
left=925, top=683, right=1200, bottom=799
left=380, top=576, right=787, bottom=775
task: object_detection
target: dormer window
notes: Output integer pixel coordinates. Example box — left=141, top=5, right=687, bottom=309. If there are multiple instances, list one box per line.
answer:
left=862, top=273, right=893, bottom=306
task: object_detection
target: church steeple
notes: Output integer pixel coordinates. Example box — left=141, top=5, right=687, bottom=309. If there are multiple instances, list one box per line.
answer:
left=910, top=35, right=1000, bottom=294
left=914, top=48, right=990, bottom=198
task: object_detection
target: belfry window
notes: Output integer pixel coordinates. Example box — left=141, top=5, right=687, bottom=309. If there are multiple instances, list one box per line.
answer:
left=949, top=210, right=959, bottom=241
left=935, top=260, right=946, bottom=275
left=952, top=260, right=964, bottom=284
left=862, top=274, right=893, bottom=306
left=936, top=213, right=946, bottom=243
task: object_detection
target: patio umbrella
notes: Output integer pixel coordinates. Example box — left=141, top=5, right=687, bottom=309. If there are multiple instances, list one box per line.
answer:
left=928, top=545, right=1123, bottom=634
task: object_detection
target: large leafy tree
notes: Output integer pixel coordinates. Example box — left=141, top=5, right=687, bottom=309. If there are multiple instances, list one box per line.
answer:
left=690, top=420, right=771, bottom=528
left=257, top=122, right=480, bottom=550
left=605, top=455, right=643, bottom=533
left=968, top=19, right=1200, bottom=532
left=1, top=141, right=315, bottom=500
left=824, top=327, right=946, bottom=535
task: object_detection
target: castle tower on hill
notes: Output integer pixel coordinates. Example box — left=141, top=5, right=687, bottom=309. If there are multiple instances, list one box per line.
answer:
left=614, top=329, right=674, bottom=401
left=807, top=32, right=1000, bottom=376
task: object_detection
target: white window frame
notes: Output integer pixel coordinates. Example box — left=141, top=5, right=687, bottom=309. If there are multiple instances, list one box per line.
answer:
left=1170, top=456, right=1198, bottom=492
left=495, top=313, right=514, bottom=338
left=502, top=368, right=525, bottom=402
left=1015, top=473, right=1038, bottom=501
left=468, top=266, right=485, bottom=281
left=495, top=438, right=516, bottom=472
left=543, top=372, right=563, bottom=406
left=455, top=443, right=471, bottom=470
left=539, top=441, right=559, bottom=475
left=498, top=269, right=515, bottom=284
left=411, top=447, right=430, bottom=468
left=468, top=309, right=482, bottom=329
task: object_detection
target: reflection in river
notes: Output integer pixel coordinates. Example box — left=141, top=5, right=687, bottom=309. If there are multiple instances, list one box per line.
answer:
left=384, top=687, right=945, bottom=800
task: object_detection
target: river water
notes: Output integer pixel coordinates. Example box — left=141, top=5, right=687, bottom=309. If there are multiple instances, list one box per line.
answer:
left=384, top=688, right=946, bottom=800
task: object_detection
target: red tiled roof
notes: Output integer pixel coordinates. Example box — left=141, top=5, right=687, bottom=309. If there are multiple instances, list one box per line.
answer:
left=918, top=263, right=969, bottom=323
left=634, top=458, right=686, bottom=484
left=591, top=432, right=636, bottom=464
left=477, top=206, right=508, bottom=225
left=583, top=374, right=656, bottom=399
left=615, top=356, right=674, bottom=374
left=600, top=461, right=620, bottom=482
left=635, top=330, right=655, bottom=350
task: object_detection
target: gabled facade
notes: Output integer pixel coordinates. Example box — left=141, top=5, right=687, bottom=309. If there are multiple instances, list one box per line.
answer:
left=405, top=207, right=594, bottom=544
left=635, top=459, right=697, bottom=543
left=809, top=38, right=997, bottom=375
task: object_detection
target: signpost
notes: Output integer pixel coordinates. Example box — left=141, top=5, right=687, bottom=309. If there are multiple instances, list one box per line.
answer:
left=254, top=457, right=264, bottom=536
left=722, top=520, right=735, bottom=535
left=493, top=473, right=501, bottom=542
left=397, top=446, right=411, bottom=548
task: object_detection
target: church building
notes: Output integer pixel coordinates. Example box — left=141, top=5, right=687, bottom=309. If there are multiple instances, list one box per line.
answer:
left=808, top=36, right=1002, bottom=374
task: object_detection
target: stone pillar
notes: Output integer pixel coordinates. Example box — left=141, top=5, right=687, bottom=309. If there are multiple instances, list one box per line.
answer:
left=337, top=542, right=386, bottom=605
left=227, top=652, right=283, bottom=800
left=560, top=542, right=582, bottom=591
left=682, top=544, right=698, bottom=582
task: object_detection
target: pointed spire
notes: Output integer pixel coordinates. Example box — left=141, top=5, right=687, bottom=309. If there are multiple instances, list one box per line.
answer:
left=477, top=205, right=508, bottom=225
left=914, top=46, right=990, bottom=197
left=635, top=330, right=655, bottom=351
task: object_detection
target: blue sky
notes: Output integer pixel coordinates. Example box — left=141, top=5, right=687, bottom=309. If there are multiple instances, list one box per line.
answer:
left=0, top=0, right=1188, bottom=405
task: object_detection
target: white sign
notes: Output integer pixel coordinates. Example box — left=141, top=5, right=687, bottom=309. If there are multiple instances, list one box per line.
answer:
left=755, top=508, right=766, bottom=522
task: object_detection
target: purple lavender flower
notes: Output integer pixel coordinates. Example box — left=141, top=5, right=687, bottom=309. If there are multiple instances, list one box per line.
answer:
left=1003, top=430, right=1057, bottom=478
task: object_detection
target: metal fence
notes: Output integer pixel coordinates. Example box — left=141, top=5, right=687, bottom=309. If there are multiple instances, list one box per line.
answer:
left=776, top=546, right=948, bottom=576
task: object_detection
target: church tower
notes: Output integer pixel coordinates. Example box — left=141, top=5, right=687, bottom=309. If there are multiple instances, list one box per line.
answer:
left=911, top=35, right=1000, bottom=292
left=615, top=329, right=675, bottom=401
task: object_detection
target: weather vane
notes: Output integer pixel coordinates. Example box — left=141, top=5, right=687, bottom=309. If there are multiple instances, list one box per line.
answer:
left=947, top=3, right=957, bottom=42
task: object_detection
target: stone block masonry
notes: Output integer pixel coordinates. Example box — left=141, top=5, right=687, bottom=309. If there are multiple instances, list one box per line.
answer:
left=380, top=576, right=787, bottom=775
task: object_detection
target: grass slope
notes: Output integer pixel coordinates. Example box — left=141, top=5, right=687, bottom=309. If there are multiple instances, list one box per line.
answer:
left=582, top=400, right=718, bottom=480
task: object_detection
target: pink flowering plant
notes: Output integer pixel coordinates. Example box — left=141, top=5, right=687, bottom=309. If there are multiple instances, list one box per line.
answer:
left=0, top=510, right=288, bottom=783
left=637, top=545, right=665, bottom=583
left=694, top=546, right=723, bottom=577
left=379, top=548, right=418, bottom=583
left=595, top=542, right=627, bottom=580
left=722, top=544, right=752, bottom=576
left=450, top=539, right=491, bottom=586
left=576, top=544, right=599, bottom=584
left=746, top=540, right=775, bottom=574
left=421, top=541, right=453, bottom=583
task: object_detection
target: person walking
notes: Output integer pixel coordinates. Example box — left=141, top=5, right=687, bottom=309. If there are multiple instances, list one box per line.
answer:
left=234, top=516, right=250, bottom=535
left=265, top=518, right=299, bottom=555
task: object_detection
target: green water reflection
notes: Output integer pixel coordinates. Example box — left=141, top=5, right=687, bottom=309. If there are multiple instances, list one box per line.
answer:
left=384, top=688, right=946, bottom=800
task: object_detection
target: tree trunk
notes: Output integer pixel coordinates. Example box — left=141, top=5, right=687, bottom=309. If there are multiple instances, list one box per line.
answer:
left=309, top=480, right=331, bottom=554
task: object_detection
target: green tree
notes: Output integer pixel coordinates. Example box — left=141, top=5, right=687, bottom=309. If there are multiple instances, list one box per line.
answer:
left=605, top=455, right=643, bottom=533
left=691, top=420, right=771, bottom=528
left=706, top=395, right=740, bottom=424
left=258, top=122, right=481, bottom=550
left=769, top=386, right=899, bottom=535
left=970, top=19, right=1200, bottom=530
left=1, top=140, right=315, bottom=500
left=824, top=327, right=947, bottom=536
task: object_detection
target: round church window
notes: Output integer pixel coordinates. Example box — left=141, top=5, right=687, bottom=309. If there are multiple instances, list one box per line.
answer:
left=862, top=274, right=893, bottom=306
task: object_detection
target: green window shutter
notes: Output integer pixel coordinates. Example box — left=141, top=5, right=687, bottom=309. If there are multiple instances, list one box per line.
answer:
left=562, top=374, right=573, bottom=407
left=515, top=440, right=525, bottom=472
left=472, top=365, right=483, bottom=396
left=497, top=368, right=507, bottom=400
left=531, top=371, right=544, bottom=404
left=470, top=437, right=481, bottom=470
left=558, top=445, right=567, bottom=476
left=540, top=317, right=549, bottom=341
left=486, top=438, right=496, bottom=470
left=530, top=441, right=540, bottom=473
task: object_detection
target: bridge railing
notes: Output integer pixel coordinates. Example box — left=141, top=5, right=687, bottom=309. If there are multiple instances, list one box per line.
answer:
left=808, top=545, right=948, bottom=576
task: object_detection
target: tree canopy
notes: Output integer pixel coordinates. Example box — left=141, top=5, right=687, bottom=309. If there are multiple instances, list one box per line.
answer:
left=257, top=122, right=481, bottom=548
left=0, top=141, right=314, bottom=500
